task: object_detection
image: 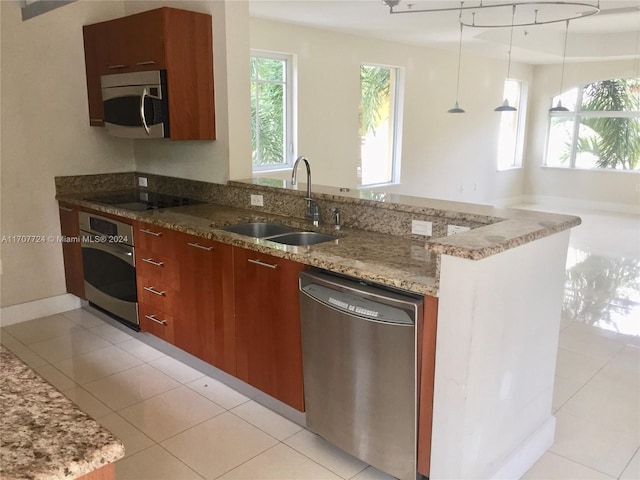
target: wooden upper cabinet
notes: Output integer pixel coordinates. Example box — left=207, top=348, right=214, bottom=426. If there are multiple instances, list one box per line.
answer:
left=82, top=7, right=215, bottom=140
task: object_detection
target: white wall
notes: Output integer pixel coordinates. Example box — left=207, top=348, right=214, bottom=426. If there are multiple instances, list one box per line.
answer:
left=249, top=18, right=533, bottom=205
left=525, top=59, right=640, bottom=214
left=0, top=0, right=135, bottom=308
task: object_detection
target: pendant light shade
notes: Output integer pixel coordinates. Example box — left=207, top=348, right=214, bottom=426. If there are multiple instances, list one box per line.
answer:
left=549, top=20, right=571, bottom=112
left=495, top=4, right=517, bottom=112
left=448, top=9, right=466, bottom=114
left=495, top=99, right=517, bottom=112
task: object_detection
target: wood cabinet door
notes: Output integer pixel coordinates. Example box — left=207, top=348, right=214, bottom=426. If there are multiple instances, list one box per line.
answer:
left=176, top=233, right=235, bottom=374
left=108, top=9, right=166, bottom=72
left=139, top=304, right=175, bottom=345
left=234, top=248, right=305, bottom=411
left=82, top=23, right=106, bottom=125
left=58, top=204, right=85, bottom=299
left=417, top=295, right=438, bottom=478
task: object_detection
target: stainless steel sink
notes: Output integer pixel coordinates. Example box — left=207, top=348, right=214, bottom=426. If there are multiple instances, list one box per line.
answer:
left=266, top=231, right=339, bottom=246
left=221, top=222, right=297, bottom=238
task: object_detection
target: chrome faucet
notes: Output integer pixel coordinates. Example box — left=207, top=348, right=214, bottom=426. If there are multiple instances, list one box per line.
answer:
left=291, top=155, right=320, bottom=226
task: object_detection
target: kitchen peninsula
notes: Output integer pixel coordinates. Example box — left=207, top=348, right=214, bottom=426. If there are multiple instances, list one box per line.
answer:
left=55, top=172, right=580, bottom=480
left=0, top=347, right=124, bottom=479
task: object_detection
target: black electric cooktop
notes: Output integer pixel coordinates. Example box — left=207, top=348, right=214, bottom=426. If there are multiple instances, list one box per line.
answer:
left=89, top=190, right=203, bottom=211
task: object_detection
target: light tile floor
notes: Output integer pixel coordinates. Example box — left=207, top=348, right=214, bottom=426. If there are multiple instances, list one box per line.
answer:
left=1, top=206, right=638, bottom=480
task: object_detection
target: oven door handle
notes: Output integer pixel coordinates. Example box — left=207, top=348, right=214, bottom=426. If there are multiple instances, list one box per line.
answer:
left=82, top=238, right=135, bottom=267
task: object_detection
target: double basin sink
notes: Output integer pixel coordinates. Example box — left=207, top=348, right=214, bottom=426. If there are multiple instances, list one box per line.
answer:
left=221, top=222, right=338, bottom=246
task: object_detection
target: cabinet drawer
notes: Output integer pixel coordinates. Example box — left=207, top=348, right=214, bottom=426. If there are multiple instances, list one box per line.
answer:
left=139, top=304, right=175, bottom=344
left=137, top=281, right=179, bottom=316
left=134, top=222, right=177, bottom=256
left=137, top=252, right=180, bottom=291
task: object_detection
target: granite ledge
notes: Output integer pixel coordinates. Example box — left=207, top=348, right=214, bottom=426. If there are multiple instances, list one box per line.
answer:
left=56, top=194, right=439, bottom=295
left=0, top=347, right=125, bottom=480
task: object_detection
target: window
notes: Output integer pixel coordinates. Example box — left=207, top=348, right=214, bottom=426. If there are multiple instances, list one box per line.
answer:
left=358, top=64, right=403, bottom=187
left=250, top=51, right=295, bottom=172
left=545, top=78, right=640, bottom=171
left=497, top=79, right=527, bottom=170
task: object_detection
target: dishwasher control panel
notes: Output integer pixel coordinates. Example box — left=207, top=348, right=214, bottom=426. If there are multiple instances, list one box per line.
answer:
left=302, top=283, right=414, bottom=325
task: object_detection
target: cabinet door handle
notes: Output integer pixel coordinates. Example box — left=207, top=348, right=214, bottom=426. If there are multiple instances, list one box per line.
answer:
left=248, top=258, right=278, bottom=269
left=143, top=286, right=166, bottom=296
left=142, top=258, right=164, bottom=267
left=140, top=228, right=162, bottom=237
left=145, top=314, right=167, bottom=326
left=90, top=118, right=104, bottom=123
left=59, top=206, right=74, bottom=212
left=108, top=64, right=126, bottom=69
left=136, top=60, right=156, bottom=66
left=187, top=242, right=213, bottom=251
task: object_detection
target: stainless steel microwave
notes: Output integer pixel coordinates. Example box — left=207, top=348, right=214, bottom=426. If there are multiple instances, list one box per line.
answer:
left=100, top=70, right=169, bottom=139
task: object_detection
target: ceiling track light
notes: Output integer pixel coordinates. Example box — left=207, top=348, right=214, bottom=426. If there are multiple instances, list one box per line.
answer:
left=448, top=4, right=466, bottom=114
left=381, top=0, right=600, bottom=28
left=549, top=19, right=571, bottom=112
left=495, top=4, right=518, bottom=112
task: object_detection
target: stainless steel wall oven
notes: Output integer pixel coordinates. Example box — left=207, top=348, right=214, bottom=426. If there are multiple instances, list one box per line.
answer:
left=79, top=212, right=138, bottom=330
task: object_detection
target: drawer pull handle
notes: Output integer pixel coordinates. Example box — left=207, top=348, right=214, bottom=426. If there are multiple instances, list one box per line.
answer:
left=59, top=206, right=74, bottom=212
left=107, top=64, right=126, bottom=69
left=143, top=286, right=166, bottom=296
left=136, top=60, right=156, bottom=66
left=142, top=258, right=164, bottom=267
left=187, top=242, right=213, bottom=251
left=90, top=118, right=104, bottom=122
left=140, top=229, right=162, bottom=237
left=145, top=314, right=167, bottom=326
left=248, top=258, right=278, bottom=269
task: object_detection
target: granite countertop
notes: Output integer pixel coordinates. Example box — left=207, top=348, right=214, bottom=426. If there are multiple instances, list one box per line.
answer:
left=57, top=195, right=439, bottom=295
left=56, top=179, right=580, bottom=296
left=0, top=347, right=124, bottom=480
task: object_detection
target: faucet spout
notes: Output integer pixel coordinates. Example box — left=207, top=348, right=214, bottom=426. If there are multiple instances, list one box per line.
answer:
left=291, top=156, right=318, bottom=224
left=291, top=156, right=312, bottom=200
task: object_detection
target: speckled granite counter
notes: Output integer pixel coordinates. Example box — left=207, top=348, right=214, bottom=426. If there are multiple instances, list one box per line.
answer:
left=55, top=173, right=580, bottom=296
left=56, top=195, right=439, bottom=294
left=0, top=347, right=124, bottom=480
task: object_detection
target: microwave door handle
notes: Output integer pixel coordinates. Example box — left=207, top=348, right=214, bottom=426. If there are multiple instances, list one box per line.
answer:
left=140, top=88, right=150, bottom=136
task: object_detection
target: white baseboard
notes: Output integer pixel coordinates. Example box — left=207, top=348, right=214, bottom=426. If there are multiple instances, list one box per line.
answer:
left=510, top=195, right=639, bottom=216
left=490, top=416, right=556, bottom=480
left=0, top=294, right=83, bottom=327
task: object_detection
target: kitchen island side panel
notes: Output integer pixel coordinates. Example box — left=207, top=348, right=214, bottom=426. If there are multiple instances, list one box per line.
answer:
left=430, top=230, right=570, bottom=480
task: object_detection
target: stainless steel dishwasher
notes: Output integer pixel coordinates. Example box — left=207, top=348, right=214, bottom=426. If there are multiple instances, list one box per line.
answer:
left=299, top=270, right=422, bottom=480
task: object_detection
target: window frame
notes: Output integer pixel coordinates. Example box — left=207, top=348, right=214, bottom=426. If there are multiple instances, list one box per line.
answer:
left=544, top=79, right=640, bottom=172
left=496, top=78, right=528, bottom=171
left=250, top=50, right=296, bottom=173
left=358, top=63, right=404, bottom=188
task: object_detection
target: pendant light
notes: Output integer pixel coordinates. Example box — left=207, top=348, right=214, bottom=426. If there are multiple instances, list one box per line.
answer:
left=448, top=4, right=466, bottom=114
left=495, top=4, right=517, bottom=112
left=549, top=20, right=571, bottom=112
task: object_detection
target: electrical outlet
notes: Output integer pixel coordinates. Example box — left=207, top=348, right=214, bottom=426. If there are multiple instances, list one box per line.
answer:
left=447, top=225, right=470, bottom=236
left=250, top=194, right=264, bottom=207
left=411, top=220, right=432, bottom=236
left=138, top=176, right=148, bottom=187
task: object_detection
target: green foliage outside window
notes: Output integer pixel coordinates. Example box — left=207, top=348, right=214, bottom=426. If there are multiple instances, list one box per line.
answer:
left=251, top=56, right=287, bottom=168
left=548, top=78, right=640, bottom=171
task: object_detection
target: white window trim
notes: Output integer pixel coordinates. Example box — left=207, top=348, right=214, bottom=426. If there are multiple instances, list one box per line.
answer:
left=544, top=80, right=640, bottom=171
left=358, top=64, right=404, bottom=188
left=251, top=50, right=296, bottom=173
left=497, top=78, right=528, bottom=172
